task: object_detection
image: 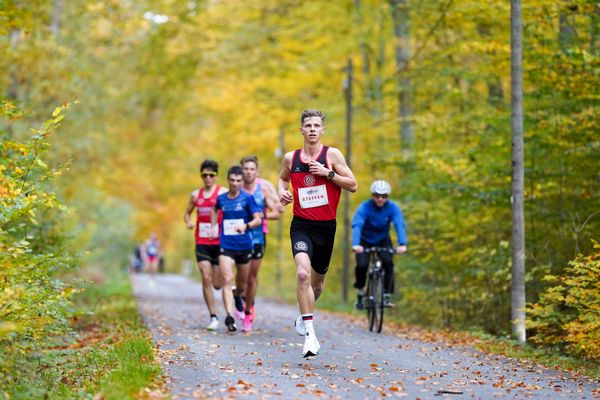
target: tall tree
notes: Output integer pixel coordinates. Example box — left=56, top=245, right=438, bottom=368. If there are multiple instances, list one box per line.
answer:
left=510, top=0, right=526, bottom=344
left=390, top=0, right=413, bottom=157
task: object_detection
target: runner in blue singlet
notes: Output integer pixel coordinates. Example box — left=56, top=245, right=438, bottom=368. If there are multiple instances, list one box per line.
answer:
left=210, top=165, right=262, bottom=332
left=239, top=155, right=283, bottom=332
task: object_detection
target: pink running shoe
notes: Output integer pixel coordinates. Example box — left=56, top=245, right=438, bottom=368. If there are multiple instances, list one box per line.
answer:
left=234, top=309, right=245, bottom=321
left=248, top=305, right=255, bottom=322
left=241, top=313, right=253, bottom=332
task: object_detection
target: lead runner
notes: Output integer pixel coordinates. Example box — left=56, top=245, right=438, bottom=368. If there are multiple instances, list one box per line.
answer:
left=277, top=109, right=358, bottom=358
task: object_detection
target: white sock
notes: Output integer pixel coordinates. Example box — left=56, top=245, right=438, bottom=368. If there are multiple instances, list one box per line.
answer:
left=302, top=314, right=314, bottom=335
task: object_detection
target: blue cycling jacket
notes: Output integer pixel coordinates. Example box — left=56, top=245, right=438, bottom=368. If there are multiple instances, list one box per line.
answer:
left=351, top=199, right=407, bottom=247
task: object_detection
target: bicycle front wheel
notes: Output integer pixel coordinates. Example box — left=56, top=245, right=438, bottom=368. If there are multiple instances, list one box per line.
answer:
left=374, top=272, right=384, bottom=333
left=367, top=271, right=384, bottom=333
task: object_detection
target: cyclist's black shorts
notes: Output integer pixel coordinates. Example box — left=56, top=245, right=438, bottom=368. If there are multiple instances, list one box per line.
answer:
left=196, top=244, right=220, bottom=265
left=290, top=216, right=336, bottom=274
left=220, top=248, right=252, bottom=265
left=250, top=239, right=266, bottom=260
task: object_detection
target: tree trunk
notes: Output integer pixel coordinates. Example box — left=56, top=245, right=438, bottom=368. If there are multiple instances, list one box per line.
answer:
left=342, top=59, right=353, bottom=303
left=510, top=0, right=526, bottom=344
left=354, top=0, right=372, bottom=108
left=390, top=0, right=413, bottom=157
left=51, top=0, right=63, bottom=38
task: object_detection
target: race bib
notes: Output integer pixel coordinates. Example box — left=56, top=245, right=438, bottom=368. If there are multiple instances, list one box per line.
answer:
left=223, top=219, right=244, bottom=235
left=298, top=185, right=329, bottom=209
left=198, top=222, right=218, bottom=238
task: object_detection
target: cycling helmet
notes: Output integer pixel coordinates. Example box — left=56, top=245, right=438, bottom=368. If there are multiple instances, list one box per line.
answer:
left=370, top=180, right=391, bottom=195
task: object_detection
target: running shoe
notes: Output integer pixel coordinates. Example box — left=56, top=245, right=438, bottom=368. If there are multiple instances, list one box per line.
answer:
left=234, top=295, right=245, bottom=312
left=302, top=331, right=320, bottom=358
left=241, top=313, right=252, bottom=332
left=206, top=317, right=219, bottom=331
left=248, top=305, right=255, bottom=322
left=294, top=315, right=306, bottom=336
left=355, top=294, right=364, bottom=310
left=225, top=315, right=237, bottom=332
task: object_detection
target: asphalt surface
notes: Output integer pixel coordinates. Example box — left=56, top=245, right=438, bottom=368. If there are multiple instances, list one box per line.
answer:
left=131, top=273, right=599, bottom=399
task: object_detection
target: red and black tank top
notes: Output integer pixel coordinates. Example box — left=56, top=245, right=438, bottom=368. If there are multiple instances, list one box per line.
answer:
left=194, top=185, right=222, bottom=245
left=290, top=146, right=341, bottom=221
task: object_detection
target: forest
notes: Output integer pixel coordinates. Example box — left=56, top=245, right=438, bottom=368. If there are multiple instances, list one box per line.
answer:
left=1, top=0, right=598, bottom=393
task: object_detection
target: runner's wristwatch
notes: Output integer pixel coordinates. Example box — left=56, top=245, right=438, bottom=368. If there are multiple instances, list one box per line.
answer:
left=327, top=170, right=335, bottom=180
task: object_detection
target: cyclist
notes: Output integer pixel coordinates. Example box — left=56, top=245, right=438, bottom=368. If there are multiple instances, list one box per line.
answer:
left=210, top=165, right=262, bottom=332
left=352, top=180, right=407, bottom=309
left=239, top=155, right=283, bottom=332
left=184, top=159, right=228, bottom=331
left=278, top=109, right=358, bottom=357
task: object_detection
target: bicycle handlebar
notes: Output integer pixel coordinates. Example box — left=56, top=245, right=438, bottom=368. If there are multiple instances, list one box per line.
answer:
left=363, top=246, right=395, bottom=254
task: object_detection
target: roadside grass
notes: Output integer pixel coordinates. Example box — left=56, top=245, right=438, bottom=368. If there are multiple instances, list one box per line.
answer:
left=6, top=271, right=164, bottom=399
left=468, top=331, right=600, bottom=381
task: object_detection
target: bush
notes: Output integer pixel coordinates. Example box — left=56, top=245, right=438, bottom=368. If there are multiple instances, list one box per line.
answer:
left=528, top=241, right=600, bottom=362
left=0, top=101, right=78, bottom=387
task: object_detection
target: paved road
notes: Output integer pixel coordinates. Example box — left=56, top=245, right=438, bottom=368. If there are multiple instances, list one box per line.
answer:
left=131, top=273, right=598, bottom=399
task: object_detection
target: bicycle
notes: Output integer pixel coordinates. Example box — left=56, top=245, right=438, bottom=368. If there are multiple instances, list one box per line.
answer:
left=363, top=246, right=395, bottom=333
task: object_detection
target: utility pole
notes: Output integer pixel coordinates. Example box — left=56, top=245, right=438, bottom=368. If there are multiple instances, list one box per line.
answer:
left=342, top=58, right=353, bottom=303
left=511, top=0, right=526, bottom=344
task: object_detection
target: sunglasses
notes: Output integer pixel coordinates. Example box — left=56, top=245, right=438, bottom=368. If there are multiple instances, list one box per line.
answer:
left=201, top=172, right=217, bottom=178
left=373, top=194, right=388, bottom=199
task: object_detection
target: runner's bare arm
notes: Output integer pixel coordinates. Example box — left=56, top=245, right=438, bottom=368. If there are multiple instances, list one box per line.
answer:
left=308, top=147, right=357, bottom=192
left=262, top=180, right=284, bottom=219
left=183, top=190, right=198, bottom=230
left=277, top=152, right=293, bottom=206
left=209, top=207, right=218, bottom=239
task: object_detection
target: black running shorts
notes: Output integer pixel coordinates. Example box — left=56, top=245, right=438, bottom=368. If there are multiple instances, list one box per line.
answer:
left=196, top=244, right=220, bottom=265
left=250, top=240, right=266, bottom=260
left=220, top=248, right=252, bottom=265
left=290, top=216, right=337, bottom=274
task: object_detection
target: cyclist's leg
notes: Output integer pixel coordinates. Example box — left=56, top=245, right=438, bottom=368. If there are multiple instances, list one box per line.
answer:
left=380, top=248, right=395, bottom=307
left=381, top=253, right=394, bottom=294
left=354, top=251, right=370, bottom=289
left=354, top=251, right=369, bottom=308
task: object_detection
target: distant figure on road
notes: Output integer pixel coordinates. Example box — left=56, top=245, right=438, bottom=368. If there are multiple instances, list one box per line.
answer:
left=184, top=159, right=228, bottom=331
left=143, top=233, right=162, bottom=286
left=239, top=155, right=283, bottom=332
left=352, top=180, right=407, bottom=309
left=211, top=165, right=262, bottom=333
left=129, top=243, right=144, bottom=273
left=277, top=109, right=357, bottom=357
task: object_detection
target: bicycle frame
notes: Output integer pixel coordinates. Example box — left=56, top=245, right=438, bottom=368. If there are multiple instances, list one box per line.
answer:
left=364, top=246, right=394, bottom=333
